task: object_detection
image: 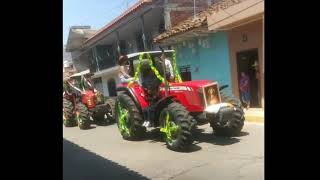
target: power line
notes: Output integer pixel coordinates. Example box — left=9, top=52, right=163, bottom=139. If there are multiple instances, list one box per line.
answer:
left=207, top=0, right=263, bottom=29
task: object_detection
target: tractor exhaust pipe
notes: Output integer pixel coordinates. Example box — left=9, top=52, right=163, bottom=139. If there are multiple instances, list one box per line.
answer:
left=219, top=85, right=229, bottom=91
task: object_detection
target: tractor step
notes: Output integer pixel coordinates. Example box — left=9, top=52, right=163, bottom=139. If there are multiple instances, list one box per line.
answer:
left=142, top=120, right=154, bottom=128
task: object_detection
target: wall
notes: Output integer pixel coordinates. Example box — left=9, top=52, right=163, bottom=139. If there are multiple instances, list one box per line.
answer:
left=167, top=0, right=209, bottom=28
left=71, top=50, right=92, bottom=72
left=227, top=19, right=264, bottom=107
left=101, top=73, right=120, bottom=97
left=174, top=32, right=233, bottom=96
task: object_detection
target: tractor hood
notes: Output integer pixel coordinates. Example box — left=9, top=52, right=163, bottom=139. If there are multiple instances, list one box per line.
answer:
left=170, top=80, right=216, bottom=88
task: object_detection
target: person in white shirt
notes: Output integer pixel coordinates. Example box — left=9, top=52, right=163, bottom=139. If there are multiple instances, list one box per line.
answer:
left=159, top=54, right=174, bottom=82
left=118, top=55, right=134, bottom=83
left=164, top=58, right=174, bottom=82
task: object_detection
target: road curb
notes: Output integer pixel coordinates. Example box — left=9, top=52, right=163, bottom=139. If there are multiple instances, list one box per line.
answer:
left=245, top=115, right=264, bottom=123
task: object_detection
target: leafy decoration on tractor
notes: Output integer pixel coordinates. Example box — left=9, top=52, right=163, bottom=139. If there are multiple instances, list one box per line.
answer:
left=128, top=51, right=185, bottom=87
left=63, top=113, right=66, bottom=121
left=160, top=112, right=179, bottom=144
left=127, top=53, right=143, bottom=87
left=172, top=50, right=183, bottom=83
left=117, top=102, right=130, bottom=136
left=75, top=112, right=82, bottom=124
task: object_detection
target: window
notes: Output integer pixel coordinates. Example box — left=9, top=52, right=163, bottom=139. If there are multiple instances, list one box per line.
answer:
left=119, top=40, right=127, bottom=55
left=136, top=33, right=144, bottom=51
left=96, top=45, right=116, bottom=70
left=179, top=65, right=192, bottom=81
left=93, top=77, right=103, bottom=93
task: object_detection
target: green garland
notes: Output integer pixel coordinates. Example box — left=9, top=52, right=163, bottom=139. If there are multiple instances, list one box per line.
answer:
left=118, top=102, right=130, bottom=135
left=127, top=54, right=142, bottom=87
left=127, top=53, right=165, bottom=87
left=172, top=50, right=183, bottom=83
left=160, top=112, right=179, bottom=144
left=127, top=50, right=183, bottom=87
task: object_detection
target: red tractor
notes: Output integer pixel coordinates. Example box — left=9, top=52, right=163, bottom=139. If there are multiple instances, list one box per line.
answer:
left=115, top=49, right=244, bottom=151
left=63, top=70, right=115, bottom=129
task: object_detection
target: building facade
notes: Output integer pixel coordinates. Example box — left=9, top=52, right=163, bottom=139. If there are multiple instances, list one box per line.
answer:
left=66, top=0, right=213, bottom=97
left=173, top=32, right=233, bottom=96
left=155, top=0, right=264, bottom=108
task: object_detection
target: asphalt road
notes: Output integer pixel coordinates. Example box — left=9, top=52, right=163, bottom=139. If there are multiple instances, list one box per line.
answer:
left=63, top=122, right=264, bottom=180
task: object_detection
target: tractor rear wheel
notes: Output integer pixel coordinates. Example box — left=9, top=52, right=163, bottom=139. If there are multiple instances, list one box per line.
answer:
left=159, top=102, right=194, bottom=151
left=63, top=98, right=76, bottom=127
left=115, top=93, right=146, bottom=140
left=210, top=92, right=244, bottom=136
left=105, top=98, right=116, bottom=123
left=92, top=98, right=116, bottom=125
left=76, top=103, right=91, bottom=130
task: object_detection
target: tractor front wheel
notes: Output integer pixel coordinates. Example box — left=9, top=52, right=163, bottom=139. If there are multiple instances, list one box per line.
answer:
left=210, top=92, right=244, bottom=136
left=63, top=98, right=76, bottom=127
left=115, top=94, right=146, bottom=140
left=159, top=102, right=194, bottom=151
left=76, top=103, right=91, bottom=130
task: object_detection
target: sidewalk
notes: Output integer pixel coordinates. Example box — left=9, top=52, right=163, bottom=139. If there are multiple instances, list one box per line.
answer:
left=244, top=108, right=264, bottom=123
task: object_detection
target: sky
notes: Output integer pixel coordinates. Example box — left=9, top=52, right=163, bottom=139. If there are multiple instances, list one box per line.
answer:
left=63, top=0, right=139, bottom=46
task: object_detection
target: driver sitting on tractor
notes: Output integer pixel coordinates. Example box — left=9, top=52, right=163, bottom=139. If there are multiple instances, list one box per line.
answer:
left=118, top=55, right=134, bottom=83
left=161, top=54, right=175, bottom=82
left=140, top=58, right=163, bottom=127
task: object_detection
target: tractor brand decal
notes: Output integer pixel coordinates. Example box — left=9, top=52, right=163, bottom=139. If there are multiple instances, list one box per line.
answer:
left=160, top=86, right=192, bottom=91
left=87, top=99, right=92, bottom=106
left=170, top=86, right=191, bottom=91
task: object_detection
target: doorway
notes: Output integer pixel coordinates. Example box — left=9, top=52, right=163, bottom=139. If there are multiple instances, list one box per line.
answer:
left=236, top=49, right=260, bottom=108
left=93, top=77, right=103, bottom=93
left=107, top=78, right=117, bottom=97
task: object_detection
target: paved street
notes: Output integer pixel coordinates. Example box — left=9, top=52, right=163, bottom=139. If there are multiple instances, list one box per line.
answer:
left=63, top=122, right=264, bottom=180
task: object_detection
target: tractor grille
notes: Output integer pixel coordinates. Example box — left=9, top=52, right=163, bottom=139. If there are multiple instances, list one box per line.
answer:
left=198, top=89, right=205, bottom=107
left=203, top=83, right=221, bottom=107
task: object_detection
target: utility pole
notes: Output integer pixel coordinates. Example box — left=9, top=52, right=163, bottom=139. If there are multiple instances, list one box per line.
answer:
left=194, top=0, right=196, bottom=19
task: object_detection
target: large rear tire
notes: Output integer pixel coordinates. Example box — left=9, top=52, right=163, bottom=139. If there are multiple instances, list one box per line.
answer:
left=76, top=103, right=91, bottom=130
left=210, top=92, right=244, bottom=136
left=63, top=98, right=76, bottom=127
left=92, top=98, right=116, bottom=125
left=105, top=98, right=116, bottom=123
left=115, top=94, right=146, bottom=140
left=159, top=102, right=194, bottom=151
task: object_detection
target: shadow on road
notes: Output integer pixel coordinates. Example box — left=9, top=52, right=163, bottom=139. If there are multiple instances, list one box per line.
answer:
left=64, top=125, right=96, bottom=130
left=176, top=144, right=202, bottom=153
left=94, top=120, right=116, bottom=127
left=234, top=131, right=250, bottom=137
left=193, top=128, right=249, bottom=146
left=63, top=138, right=150, bottom=180
left=140, top=128, right=202, bottom=152
left=84, top=126, right=96, bottom=130
left=124, top=127, right=248, bottom=150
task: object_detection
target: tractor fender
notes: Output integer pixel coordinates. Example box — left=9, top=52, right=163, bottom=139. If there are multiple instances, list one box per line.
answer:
left=154, top=95, right=176, bottom=122
left=116, top=87, right=142, bottom=113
